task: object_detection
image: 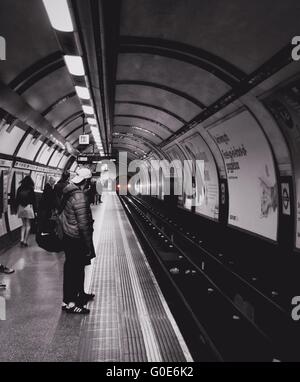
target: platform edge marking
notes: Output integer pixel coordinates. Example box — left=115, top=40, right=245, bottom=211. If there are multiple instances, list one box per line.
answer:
left=119, top=196, right=194, bottom=362
left=115, top=196, right=163, bottom=362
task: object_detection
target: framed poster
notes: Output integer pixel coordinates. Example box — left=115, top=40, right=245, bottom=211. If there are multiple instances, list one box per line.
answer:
left=208, top=111, right=278, bottom=241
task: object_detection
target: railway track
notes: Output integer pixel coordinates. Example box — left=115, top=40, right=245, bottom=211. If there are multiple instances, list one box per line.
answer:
left=120, top=194, right=299, bottom=362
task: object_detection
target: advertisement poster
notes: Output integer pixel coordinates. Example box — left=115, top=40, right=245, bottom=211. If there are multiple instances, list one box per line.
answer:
left=8, top=171, right=23, bottom=231
left=263, top=79, right=300, bottom=249
left=2, top=170, right=8, bottom=213
left=208, top=111, right=278, bottom=240
left=0, top=169, right=3, bottom=217
left=34, top=172, right=44, bottom=193
left=180, top=133, right=219, bottom=220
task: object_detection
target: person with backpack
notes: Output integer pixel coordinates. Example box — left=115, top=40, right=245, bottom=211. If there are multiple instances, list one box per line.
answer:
left=15, top=175, right=36, bottom=247
left=37, top=177, right=59, bottom=233
left=61, top=168, right=96, bottom=314
left=54, top=171, right=70, bottom=202
left=35, top=177, right=62, bottom=252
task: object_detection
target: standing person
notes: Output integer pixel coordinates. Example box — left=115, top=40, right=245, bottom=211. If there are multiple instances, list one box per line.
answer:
left=15, top=175, right=36, bottom=247
left=61, top=168, right=96, bottom=314
left=96, top=179, right=103, bottom=204
left=37, top=177, right=59, bottom=235
left=88, top=180, right=97, bottom=205
left=54, top=171, right=70, bottom=202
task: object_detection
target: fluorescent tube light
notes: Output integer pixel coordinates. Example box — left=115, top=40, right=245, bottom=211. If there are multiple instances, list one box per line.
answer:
left=64, top=55, right=85, bottom=76
left=82, top=105, right=94, bottom=114
left=43, top=0, right=74, bottom=32
left=75, top=86, right=90, bottom=100
left=87, top=117, right=97, bottom=125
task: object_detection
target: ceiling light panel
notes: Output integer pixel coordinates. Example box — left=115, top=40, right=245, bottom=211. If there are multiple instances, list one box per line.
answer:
left=82, top=105, right=94, bottom=115
left=75, top=86, right=90, bottom=100
left=64, top=55, right=85, bottom=76
left=87, top=117, right=97, bottom=125
left=42, top=0, right=74, bottom=32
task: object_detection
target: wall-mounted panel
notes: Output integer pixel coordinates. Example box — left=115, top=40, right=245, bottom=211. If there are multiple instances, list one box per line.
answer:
left=36, top=145, right=54, bottom=165
left=208, top=110, right=278, bottom=240
left=263, top=78, right=300, bottom=249
left=48, top=151, right=64, bottom=168
left=8, top=170, right=27, bottom=232
left=0, top=168, right=8, bottom=237
left=17, top=135, right=43, bottom=161
left=69, top=161, right=78, bottom=173
left=31, top=171, right=45, bottom=193
left=0, top=124, right=25, bottom=155
left=180, top=133, right=219, bottom=220
left=58, top=155, right=69, bottom=169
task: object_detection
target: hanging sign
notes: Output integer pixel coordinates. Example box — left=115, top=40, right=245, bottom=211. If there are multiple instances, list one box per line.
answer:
left=79, top=135, right=90, bottom=145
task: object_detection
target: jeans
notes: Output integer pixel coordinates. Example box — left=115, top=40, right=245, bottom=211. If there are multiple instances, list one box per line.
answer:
left=63, top=235, right=87, bottom=304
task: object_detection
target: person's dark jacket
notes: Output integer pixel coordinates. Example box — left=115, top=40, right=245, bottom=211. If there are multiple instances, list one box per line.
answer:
left=54, top=179, right=69, bottom=201
left=61, top=183, right=95, bottom=259
left=37, top=184, right=59, bottom=232
left=15, top=186, right=37, bottom=212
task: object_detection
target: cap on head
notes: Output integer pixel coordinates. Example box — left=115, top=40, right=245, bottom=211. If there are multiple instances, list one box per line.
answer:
left=71, top=168, right=92, bottom=184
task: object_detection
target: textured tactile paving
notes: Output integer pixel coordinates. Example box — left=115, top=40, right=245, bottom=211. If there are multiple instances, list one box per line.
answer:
left=78, top=194, right=191, bottom=362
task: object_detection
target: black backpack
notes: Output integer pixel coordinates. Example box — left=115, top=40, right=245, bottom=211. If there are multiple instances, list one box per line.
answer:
left=36, top=190, right=75, bottom=253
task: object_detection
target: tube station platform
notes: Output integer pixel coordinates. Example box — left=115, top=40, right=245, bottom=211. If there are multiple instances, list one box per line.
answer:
left=0, top=193, right=192, bottom=362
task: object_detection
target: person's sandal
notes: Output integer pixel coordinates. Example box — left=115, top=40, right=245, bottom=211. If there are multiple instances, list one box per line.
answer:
left=66, top=305, right=90, bottom=314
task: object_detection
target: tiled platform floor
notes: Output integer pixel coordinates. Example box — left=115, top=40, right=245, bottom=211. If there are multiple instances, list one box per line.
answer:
left=0, top=193, right=192, bottom=362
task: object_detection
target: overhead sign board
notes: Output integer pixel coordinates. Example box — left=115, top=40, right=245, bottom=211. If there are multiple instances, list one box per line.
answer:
left=14, top=161, right=61, bottom=174
left=79, top=135, right=90, bottom=145
left=77, top=156, right=88, bottom=163
left=77, top=155, right=115, bottom=164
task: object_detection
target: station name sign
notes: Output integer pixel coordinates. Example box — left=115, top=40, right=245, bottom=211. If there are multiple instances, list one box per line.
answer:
left=14, top=161, right=61, bottom=174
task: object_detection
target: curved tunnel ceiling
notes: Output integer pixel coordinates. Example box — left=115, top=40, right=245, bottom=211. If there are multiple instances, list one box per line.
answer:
left=0, top=0, right=115, bottom=162
left=111, top=0, right=300, bottom=158
left=0, top=0, right=300, bottom=166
